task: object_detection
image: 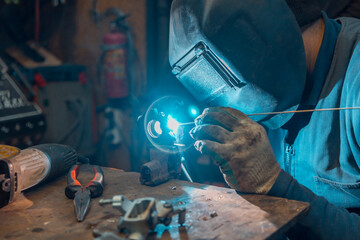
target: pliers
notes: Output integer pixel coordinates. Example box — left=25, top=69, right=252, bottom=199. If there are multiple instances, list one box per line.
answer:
left=65, top=164, right=104, bottom=222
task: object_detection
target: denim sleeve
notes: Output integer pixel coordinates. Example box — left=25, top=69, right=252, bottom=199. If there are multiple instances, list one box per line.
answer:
left=268, top=170, right=360, bottom=240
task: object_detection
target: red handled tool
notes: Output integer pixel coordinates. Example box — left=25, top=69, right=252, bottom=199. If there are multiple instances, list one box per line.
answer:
left=65, top=165, right=104, bottom=222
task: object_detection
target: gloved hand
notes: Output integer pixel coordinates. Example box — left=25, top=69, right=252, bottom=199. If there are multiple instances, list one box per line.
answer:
left=190, top=107, right=281, bottom=194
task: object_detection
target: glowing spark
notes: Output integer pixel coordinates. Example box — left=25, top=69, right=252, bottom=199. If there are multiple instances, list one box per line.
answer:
left=174, top=143, right=185, bottom=147
left=190, top=107, right=198, bottom=116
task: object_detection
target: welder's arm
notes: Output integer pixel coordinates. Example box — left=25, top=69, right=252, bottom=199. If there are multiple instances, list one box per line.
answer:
left=269, top=79, right=360, bottom=239
left=268, top=170, right=360, bottom=240
left=191, top=107, right=360, bottom=240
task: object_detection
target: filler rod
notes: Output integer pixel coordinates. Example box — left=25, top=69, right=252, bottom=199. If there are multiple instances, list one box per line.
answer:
left=178, top=106, right=360, bottom=126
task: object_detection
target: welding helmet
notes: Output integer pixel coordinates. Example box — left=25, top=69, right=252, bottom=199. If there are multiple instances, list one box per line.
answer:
left=169, top=0, right=307, bottom=129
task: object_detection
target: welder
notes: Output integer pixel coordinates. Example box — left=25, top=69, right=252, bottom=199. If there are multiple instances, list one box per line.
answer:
left=169, top=0, right=360, bottom=239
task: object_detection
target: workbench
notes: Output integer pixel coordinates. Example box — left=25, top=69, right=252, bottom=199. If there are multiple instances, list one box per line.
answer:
left=0, top=167, right=309, bottom=240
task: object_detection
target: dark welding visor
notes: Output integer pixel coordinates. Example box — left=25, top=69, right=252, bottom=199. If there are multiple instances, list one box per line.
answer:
left=169, top=0, right=307, bottom=122
left=171, top=41, right=246, bottom=104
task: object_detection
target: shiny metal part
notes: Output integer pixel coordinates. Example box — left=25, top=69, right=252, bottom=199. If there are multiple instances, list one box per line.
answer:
left=99, top=195, right=186, bottom=240
left=74, top=189, right=91, bottom=222
left=1, top=175, right=11, bottom=192
left=0, top=159, right=16, bottom=207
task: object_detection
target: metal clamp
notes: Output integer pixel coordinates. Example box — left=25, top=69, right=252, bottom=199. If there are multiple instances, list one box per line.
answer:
left=99, top=195, right=186, bottom=240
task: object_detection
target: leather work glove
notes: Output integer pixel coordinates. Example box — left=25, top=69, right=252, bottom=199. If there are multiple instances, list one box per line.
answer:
left=190, top=107, right=281, bottom=194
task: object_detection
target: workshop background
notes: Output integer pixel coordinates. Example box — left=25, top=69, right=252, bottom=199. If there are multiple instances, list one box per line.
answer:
left=0, top=0, right=225, bottom=185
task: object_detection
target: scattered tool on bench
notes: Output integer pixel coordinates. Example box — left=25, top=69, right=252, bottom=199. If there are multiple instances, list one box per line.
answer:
left=65, top=164, right=104, bottom=222
left=0, top=144, right=78, bottom=208
left=98, top=195, right=186, bottom=240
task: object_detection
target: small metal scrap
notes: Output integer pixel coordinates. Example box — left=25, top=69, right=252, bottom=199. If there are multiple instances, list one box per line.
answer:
left=210, top=211, right=218, bottom=218
left=172, top=186, right=177, bottom=190
left=99, top=195, right=186, bottom=240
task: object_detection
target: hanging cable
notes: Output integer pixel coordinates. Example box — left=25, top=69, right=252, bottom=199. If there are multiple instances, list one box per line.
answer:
left=35, top=0, right=40, bottom=42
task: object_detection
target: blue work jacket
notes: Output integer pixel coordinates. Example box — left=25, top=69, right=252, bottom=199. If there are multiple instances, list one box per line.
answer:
left=267, top=16, right=360, bottom=239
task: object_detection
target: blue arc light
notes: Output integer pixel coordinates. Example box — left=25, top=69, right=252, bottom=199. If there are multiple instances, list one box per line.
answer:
left=189, top=106, right=199, bottom=117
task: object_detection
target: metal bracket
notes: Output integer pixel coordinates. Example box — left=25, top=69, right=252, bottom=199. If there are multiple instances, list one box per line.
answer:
left=99, top=195, right=186, bottom=240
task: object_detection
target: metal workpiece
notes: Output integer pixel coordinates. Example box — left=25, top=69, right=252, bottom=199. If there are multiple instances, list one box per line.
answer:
left=140, top=159, right=170, bottom=186
left=99, top=195, right=133, bottom=215
left=99, top=195, right=186, bottom=239
left=139, top=148, right=181, bottom=186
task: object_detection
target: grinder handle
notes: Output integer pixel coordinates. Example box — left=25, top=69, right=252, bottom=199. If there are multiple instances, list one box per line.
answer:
left=32, top=144, right=78, bottom=182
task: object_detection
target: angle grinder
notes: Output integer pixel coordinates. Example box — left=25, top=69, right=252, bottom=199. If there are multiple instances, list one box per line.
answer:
left=0, top=144, right=78, bottom=208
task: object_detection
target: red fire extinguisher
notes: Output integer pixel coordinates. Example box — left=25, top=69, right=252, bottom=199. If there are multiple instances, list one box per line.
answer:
left=102, top=26, right=129, bottom=99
